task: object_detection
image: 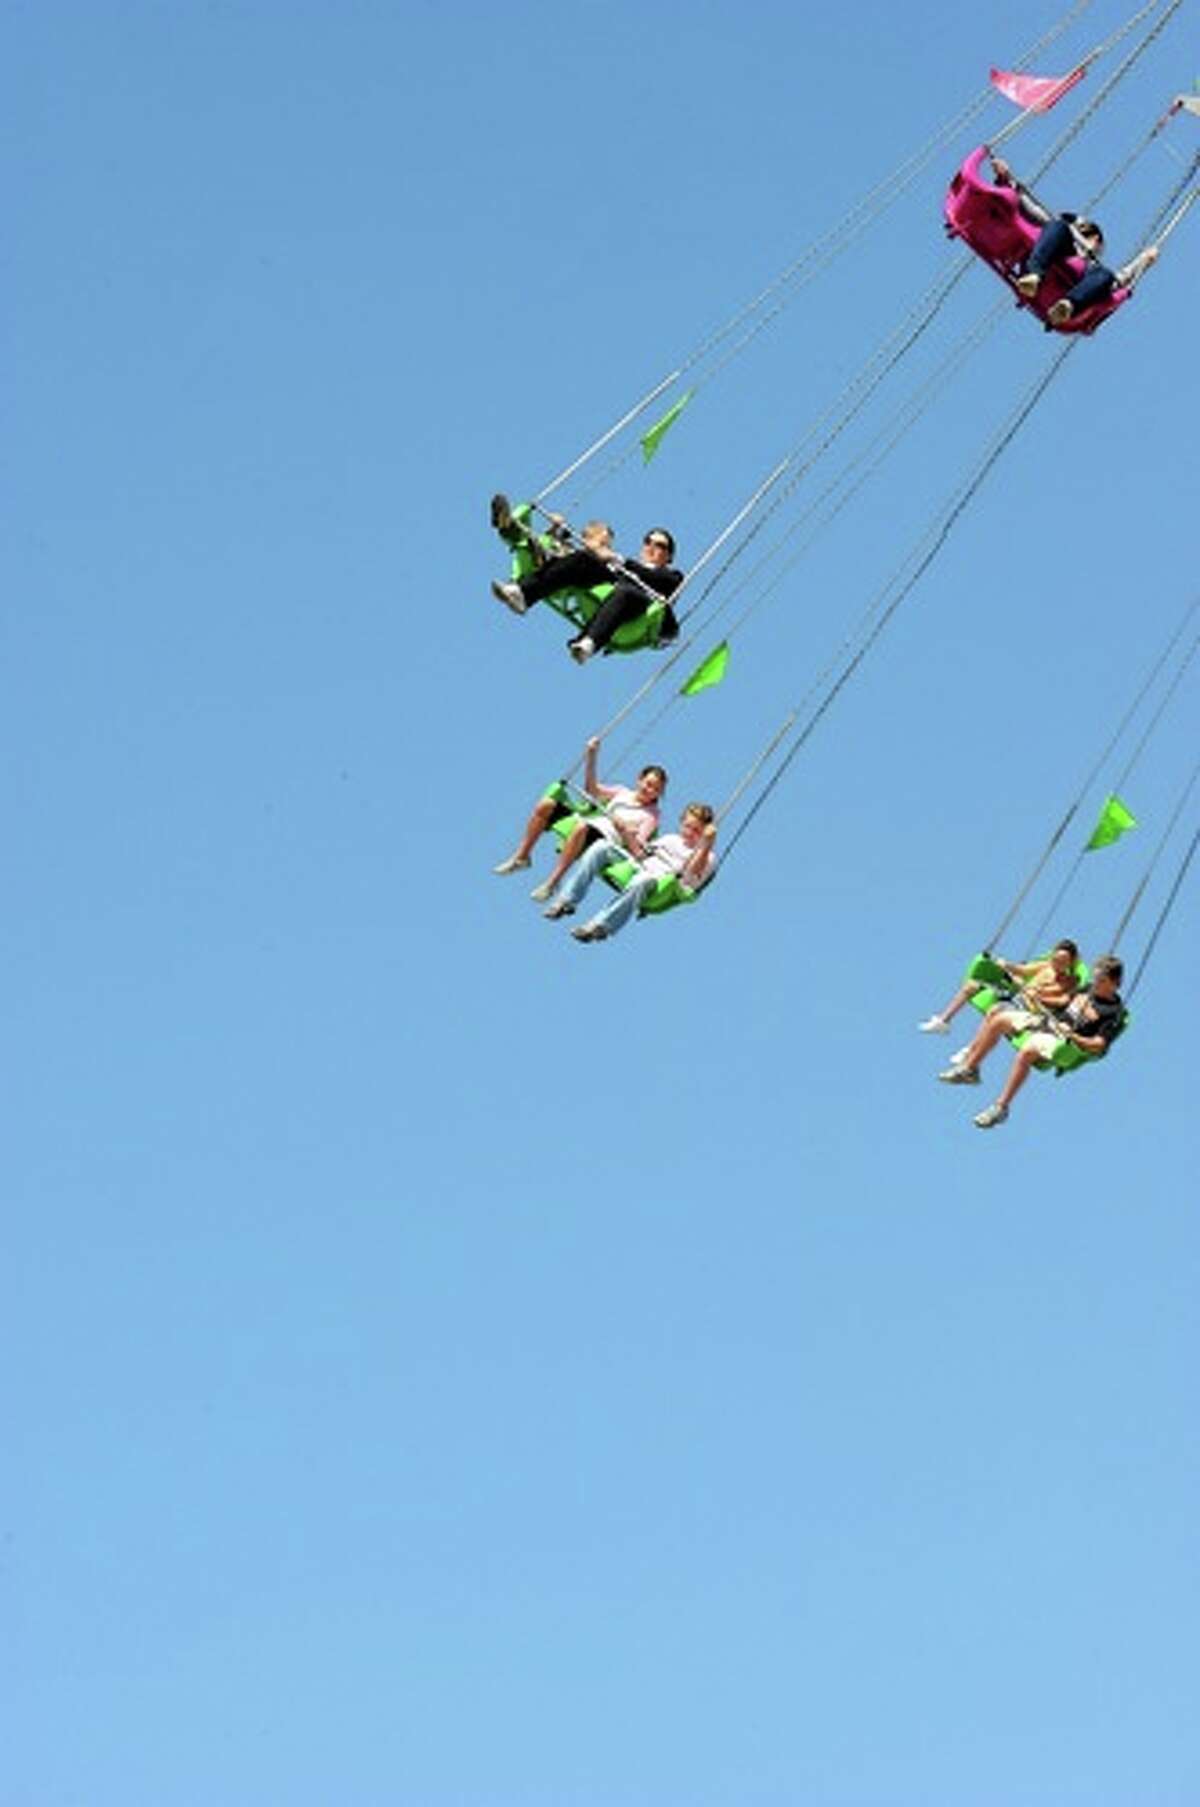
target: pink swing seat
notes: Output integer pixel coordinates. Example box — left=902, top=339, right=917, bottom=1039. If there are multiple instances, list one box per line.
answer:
left=944, top=146, right=1131, bottom=337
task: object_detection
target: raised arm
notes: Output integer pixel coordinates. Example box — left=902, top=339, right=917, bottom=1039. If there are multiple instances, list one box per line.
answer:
left=583, top=735, right=619, bottom=805
left=680, top=824, right=718, bottom=888
left=990, top=153, right=1052, bottom=227
left=1115, top=243, right=1160, bottom=287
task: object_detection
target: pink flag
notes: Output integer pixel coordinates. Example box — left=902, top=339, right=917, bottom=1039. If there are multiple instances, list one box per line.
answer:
left=990, top=65, right=1087, bottom=112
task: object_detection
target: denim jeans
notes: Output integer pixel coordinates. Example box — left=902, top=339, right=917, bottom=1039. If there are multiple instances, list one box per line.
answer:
left=1026, top=217, right=1116, bottom=311
left=557, top=838, right=651, bottom=936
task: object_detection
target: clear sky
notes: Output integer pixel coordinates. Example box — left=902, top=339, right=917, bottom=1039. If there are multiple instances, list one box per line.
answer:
left=7, top=3, right=1198, bottom=1803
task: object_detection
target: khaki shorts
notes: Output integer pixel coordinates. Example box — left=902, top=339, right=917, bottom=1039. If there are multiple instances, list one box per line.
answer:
left=1001, top=1008, right=1062, bottom=1062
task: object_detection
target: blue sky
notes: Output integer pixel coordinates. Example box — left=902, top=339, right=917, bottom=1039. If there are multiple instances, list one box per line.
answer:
left=7, top=3, right=1199, bottom=1803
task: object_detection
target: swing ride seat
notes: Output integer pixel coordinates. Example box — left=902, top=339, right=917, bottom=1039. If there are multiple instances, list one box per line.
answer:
left=541, top=781, right=703, bottom=917
left=962, top=952, right=1129, bottom=1075
left=505, top=504, right=673, bottom=653
left=944, top=146, right=1131, bottom=337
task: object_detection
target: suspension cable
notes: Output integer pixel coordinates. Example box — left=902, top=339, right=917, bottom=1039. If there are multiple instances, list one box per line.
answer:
left=1112, top=755, right=1200, bottom=951
left=1127, top=819, right=1200, bottom=997
left=1025, top=609, right=1200, bottom=948
left=533, top=0, right=1096, bottom=503
left=719, top=340, right=1079, bottom=860
left=994, top=595, right=1200, bottom=951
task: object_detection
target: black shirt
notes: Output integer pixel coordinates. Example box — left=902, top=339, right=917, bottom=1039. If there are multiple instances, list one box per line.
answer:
left=1067, top=987, right=1125, bottom=1048
left=624, top=557, right=684, bottom=600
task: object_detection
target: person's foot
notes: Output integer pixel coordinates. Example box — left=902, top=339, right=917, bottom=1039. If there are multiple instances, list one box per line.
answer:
left=1015, top=271, right=1041, bottom=298
left=529, top=878, right=556, bottom=902
left=1047, top=298, right=1074, bottom=326
left=571, top=921, right=609, bottom=943
left=949, top=1045, right=972, bottom=1068
left=493, top=854, right=530, bottom=875
left=543, top=899, right=575, bottom=919
left=492, top=580, right=528, bottom=614
left=938, top=1063, right=980, bottom=1084
left=568, top=635, right=596, bottom=664
left=974, top=1102, right=1009, bottom=1129
left=490, top=492, right=514, bottom=534
left=918, top=1014, right=950, bottom=1034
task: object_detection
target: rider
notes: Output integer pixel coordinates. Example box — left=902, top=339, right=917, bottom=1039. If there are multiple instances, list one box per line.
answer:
left=990, top=153, right=1159, bottom=326
left=493, top=737, right=667, bottom=904
left=490, top=495, right=683, bottom=659
left=543, top=801, right=718, bottom=942
left=919, top=939, right=1080, bottom=1035
left=938, top=953, right=1125, bottom=1129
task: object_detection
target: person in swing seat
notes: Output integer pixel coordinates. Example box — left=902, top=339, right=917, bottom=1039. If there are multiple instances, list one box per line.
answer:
left=989, top=152, right=1160, bottom=326
left=493, top=736, right=666, bottom=903
left=490, top=494, right=683, bottom=660
left=938, top=953, right=1125, bottom=1129
left=544, top=800, right=718, bottom=942
left=918, top=938, right=1081, bottom=1036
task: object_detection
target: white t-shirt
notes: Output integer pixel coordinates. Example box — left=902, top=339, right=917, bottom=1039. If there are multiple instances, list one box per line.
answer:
left=640, top=832, right=716, bottom=886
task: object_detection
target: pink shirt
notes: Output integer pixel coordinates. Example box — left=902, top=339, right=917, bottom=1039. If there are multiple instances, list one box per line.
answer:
left=592, top=783, right=658, bottom=853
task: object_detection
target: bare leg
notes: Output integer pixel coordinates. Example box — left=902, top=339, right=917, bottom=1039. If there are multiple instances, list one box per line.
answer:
left=993, top=1047, right=1040, bottom=1113
left=922, top=979, right=981, bottom=1029
left=959, top=1008, right=1016, bottom=1071
left=510, top=797, right=557, bottom=865
left=937, top=980, right=980, bottom=1023
left=541, top=821, right=594, bottom=891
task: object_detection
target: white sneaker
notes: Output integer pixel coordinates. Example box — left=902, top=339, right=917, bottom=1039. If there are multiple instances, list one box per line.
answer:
left=918, top=1015, right=949, bottom=1034
left=491, top=580, right=528, bottom=615
left=493, top=854, right=530, bottom=875
left=949, top=1045, right=971, bottom=1068
left=529, top=878, right=556, bottom=902
left=543, top=899, right=575, bottom=919
left=568, top=635, right=596, bottom=664
left=974, top=1103, right=1009, bottom=1129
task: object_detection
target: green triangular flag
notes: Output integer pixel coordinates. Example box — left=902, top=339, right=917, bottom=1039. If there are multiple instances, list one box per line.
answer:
left=640, top=389, right=694, bottom=463
left=1086, top=793, right=1138, bottom=850
left=680, top=640, right=730, bottom=696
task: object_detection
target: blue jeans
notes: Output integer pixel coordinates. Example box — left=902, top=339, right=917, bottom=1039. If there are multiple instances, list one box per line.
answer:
left=557, top=838, right=652, bottom=936
left=1026, top=217, right=1116, bottom=311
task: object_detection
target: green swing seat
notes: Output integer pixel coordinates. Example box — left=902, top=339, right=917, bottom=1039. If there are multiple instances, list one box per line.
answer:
left=505, top=504, right=673, bottom=654
left=962, top=952, right=1129, bottom=1076
left=541, top=781, right=701, bottom=918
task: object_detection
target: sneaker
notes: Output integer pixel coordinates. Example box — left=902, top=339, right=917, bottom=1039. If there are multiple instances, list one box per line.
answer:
left=568, top=635, right=596, bottom=664
left=571, top=921, right=609, bottom=943
left=1014, top=271, right=1041, bottom=298
left=490, top=492, right=515, bottom=534
left=529, top=878, right=556, bottom=902
left=543, top=899, right=575, bottom=919
left=491, top=580, right=528, bottom=615
left=949, top=1045, right=972, bottom=1068
left=918, top=1014, right=949, bottom=1034
left=974, top=1103, right=1009, bottom=1129
left=493, top=854, right=530, bottom=875
left=1047, top=298, right=1073, bottom=327
left=938, top=1063, right=980, bottom=1085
